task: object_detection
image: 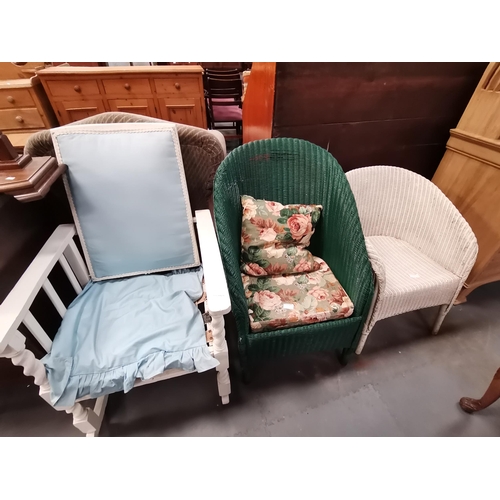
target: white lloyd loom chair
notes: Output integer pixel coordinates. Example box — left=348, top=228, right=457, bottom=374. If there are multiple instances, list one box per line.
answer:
left=0, top=122, right=231, bottom=436
left=346, top=166, right=478, bottom=354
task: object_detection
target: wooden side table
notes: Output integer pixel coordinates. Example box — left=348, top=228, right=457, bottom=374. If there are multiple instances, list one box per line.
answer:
left=0, top=132, right=65, bottom=202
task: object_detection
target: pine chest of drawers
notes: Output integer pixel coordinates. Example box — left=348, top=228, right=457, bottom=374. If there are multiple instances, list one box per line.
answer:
left=37, top=65, right=207, bottom=129
left=0, top=77, right=58, bottom=151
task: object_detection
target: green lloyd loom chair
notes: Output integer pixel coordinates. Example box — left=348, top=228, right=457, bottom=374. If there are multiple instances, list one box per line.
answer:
left=214, top=138, right=375, bottom=379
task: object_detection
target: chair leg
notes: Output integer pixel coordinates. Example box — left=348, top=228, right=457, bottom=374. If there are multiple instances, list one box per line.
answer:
left=432, top=304, right=449, bottom=335
left=355, top=283, right=378, bottom=355
left=355, top=320, right=376, bottom=355
left=65, top=403, right=101, bottom=435
left=241, top=367, right=253, bottom=384
left=86, top=395, right=108, bottom=437
left=218, top=377, right=230, bottom=405
left=1, top=331, right=104, bottom=436
left=211, top=314, right=231, bottom=404
left=337, top=348, right=350, bottom=366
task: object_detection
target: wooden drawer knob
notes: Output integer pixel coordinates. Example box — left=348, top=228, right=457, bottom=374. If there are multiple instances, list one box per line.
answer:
left=174, top=83, right=181, bottom=90
left=6, top=96, right=15, bottom=103
left=124, top=83, right=131, bottom=90
left=74, top=85, right=81, bottom=93
left=15, top=115, right=24, bottom=123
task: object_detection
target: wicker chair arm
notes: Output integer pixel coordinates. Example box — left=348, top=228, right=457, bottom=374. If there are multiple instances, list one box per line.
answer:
left=364, top=238, right=386, bottom=296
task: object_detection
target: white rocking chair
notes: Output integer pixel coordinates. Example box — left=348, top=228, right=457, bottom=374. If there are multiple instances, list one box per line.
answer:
left=0, top=122, right=231, bottom=436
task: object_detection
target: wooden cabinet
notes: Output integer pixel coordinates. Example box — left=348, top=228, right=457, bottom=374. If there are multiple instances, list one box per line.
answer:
left=159, top=98, right=203, bottom=126
left=37, top=66, right=207, bottom=129
left=54, top=99, right=106, bottom=123
left=0, top=77, right=58, bottom=151
left=107, top=98, right=155, bottom=116
left=432, top=62, right=500, bottom=303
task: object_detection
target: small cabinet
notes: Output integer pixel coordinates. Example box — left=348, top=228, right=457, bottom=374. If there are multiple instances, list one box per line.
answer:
left=108, top=98, right=156, bottom=116
left=55, top=99, right=106, bottom=123
left=47, top=79, right=100, bottom=98
left=159, top=98, right=203, bottom=127
left=0, top=108, right=45, bottom=130
left=0, top=76, right=58, bottom=151
left=0, top=88, right=36, bottom=109
left=154, top=77, right=200, bottom=96
left=103, top=78, right=151, bottom=96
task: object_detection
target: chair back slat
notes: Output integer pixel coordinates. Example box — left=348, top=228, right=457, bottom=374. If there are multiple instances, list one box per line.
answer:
left=206, top=78, right=242, bottom=102
left=204, top=77, right=243, bottom=140
left=23, top=310, right=53, bottom=352
left=64, top=240, right=90, bottom=287
left=58, top=255, right=83, bottom=294
left=42, top=279, right=67, bottom=317
left=205, top=68, right=240, bottom=74
left=204, top=70, right=241, bottom=83
left=0, top=225, right=81, bottom=353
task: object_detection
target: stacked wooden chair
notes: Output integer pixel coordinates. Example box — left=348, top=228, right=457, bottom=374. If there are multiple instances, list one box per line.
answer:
left=203, top=69, right=243, bottom=143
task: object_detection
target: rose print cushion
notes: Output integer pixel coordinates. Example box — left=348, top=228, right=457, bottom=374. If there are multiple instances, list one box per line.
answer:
left=243, top=257, right=354, bottom=333
left=241, top=195, right=323, bottom=276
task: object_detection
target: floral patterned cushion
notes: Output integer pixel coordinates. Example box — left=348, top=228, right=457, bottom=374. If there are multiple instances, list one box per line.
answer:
left=241, top=195, right=323, bottom=276
left=243, top=257, right=354, bottom=333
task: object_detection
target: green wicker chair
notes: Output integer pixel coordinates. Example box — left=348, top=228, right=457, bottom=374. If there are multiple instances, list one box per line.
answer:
left=214, top=138, right=375, bottom=378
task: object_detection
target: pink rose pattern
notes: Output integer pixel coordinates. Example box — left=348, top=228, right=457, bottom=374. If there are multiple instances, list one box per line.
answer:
left=240, top=197, right=353, bottom=332
left=259, top=227, right=277, bottom=242
left=265, top=200, right=284, bottom=216
left=246, top=262, right=267, bottom=276
left=244, top=257, right=354, bottom=333
left=287, top=213, right=313, bottom=240
left=308, top=286, right=329, bottom=301
left=293, top=258, right=315, bottom=273
left=253, top=290, right=282, bottom=310
left=240, top=195, right=322, bottom=276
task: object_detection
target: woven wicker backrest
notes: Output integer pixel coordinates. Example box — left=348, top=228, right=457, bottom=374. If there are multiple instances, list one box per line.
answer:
left=347, top=165, right=478, bottom=277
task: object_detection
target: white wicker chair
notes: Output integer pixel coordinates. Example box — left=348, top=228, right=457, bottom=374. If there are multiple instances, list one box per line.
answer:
left=346, top=165, right=478, bottom=354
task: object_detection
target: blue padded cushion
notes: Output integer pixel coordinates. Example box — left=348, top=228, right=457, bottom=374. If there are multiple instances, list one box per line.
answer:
left=42, top=268, right=218, bottom=407
left=52, top=124, right=199, bottom=280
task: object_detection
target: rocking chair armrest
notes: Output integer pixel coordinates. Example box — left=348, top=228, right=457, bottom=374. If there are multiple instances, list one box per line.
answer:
left=195, top=209, right=231, bottom=315
left=0, top=224, right=78, bottom=352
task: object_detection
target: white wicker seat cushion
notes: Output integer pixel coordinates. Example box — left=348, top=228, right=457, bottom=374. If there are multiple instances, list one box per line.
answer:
left=368, top=235, right=460, bottom=321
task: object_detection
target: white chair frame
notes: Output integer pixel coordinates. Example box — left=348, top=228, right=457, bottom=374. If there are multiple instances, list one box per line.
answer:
left=0, top=210, right=231, bottom=437
left=346, top=165, right=478, bottom=354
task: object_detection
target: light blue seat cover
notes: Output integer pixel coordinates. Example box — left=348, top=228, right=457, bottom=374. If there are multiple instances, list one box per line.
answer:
left=51, top=123, right=200, bottom=281
left=43, top=268, right=218, bottom=407
left=42, top=123, right=215, bottom=407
